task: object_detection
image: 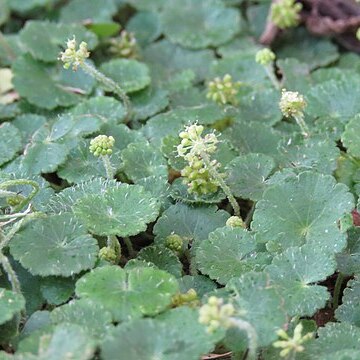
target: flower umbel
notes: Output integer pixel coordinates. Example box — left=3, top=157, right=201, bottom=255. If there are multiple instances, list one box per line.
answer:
left=207, top=74, right=241, bottom=106
left=89, top=135, right=115, bottom=157
left=199, top=296, right=235, bottom=333
left=177, top=124, right=221, bottom=196
left=165, top=234, right=184, bottom=252
left=271, top=0, right=302, bottom=29
left=109, top=31, right=139, bottom=59
left=279, top=89, right=306, bottom=118
left=59, top=37, right=89, bottom=70
left=255, top=48, right=276, bottom=66
left=273, top=323, right=313, bottom=358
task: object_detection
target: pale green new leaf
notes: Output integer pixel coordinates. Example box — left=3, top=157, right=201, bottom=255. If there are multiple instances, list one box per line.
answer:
left=75, top=266, right=178, bottom=321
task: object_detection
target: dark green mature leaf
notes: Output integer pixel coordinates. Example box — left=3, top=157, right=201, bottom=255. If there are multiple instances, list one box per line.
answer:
left=40, top=276, right=75, bottom=306
left=226, top=153, right=276, bottom=201
left=12, top=55, right=92, bottom=109
left=153, top=203, right=230, bottom=247
left=196, top=226, right=271, bottom=284
left=0, top=123, right=22, bottom=166
left=73, top=183, right=160, bottom=236
left=75, top=266, right=178, bottom=321
left=126, top=0, right=166, bottom=11
left=302, top=323, right=360, bottom=360
left=121, top=142, right=168, bottom=181
left=266, top=244, right=335, bottom=316
left=143, top=40, right=214, bottom=86
left=0, top=289, right=25, bottom=325
left=137, top=245, right=183, bottom=278
left=60, top=0, right=118, bottom=23
left=306, top=76, right=360, bottom=121
left=224, top=120, right=282, bottom=156
left=335, top=277, right=360, bottom=327
left=336, top=227, right=360, bottom=275
left=19, top=21, right=98, bottom=62
left=50, top=299, right=113, bottom=339
left=227, top=272, right=287, bottom=347
left=342, top=114, right=360, bottom=158
left=252, top=171, right=354, bottom=253
left=161, top=0, right=240, bottom=49
left=10, top=213, right=99, bottom=277
left=127, top=12, right=162, bottom=47
left=276, top=28, right=339, bottom=70
left=100, top=59, right=151, bottom=93
left=101, top=307, right=218, bottom=360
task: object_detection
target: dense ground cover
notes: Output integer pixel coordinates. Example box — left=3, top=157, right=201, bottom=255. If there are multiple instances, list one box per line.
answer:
left=1, top=0, right=360, bottom=359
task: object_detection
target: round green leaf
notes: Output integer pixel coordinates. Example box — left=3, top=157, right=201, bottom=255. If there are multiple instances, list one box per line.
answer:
left=336, top=227, right=360, bottom=275
left=0, top=123, right=22, bottom=166
left=0, top=289, right=25, bottom=325
left=335, top=277, right=360, bottom=327
left=19, top=21, right=98, bottom=62
left=266, top=244, right=335, bottom=316
left=40, top=276, right=75, bottom=306
left=137, top=245, right=183, bottom=278
left=226, top=272, right=287, bottom=347
left=50, top=299, right=113, bottom=339
left=100, top=59, right=151, bottom=93
left=75, top=266, right=178, bottom=321
left=196, top=226, right=271, bottom=284
left=73, top=184, right=160, bottom=236
left=60, top=0, right=117, bottom=23
left=101, top=307, right=218, bottom=360
left=154, top=203, right=230, bottom=247
left=226, top=153, right=276, bottom=201
left=10, top=213, right=99, bottom=277
left=342, top=114, right=360, bottom=158
left=252, top=171, right=354, bottom=253
left=126, top=0, right=166, bottom=11
left=161, top=0, right=240, bottom=49
left=12, top=55, right=92, bottom=109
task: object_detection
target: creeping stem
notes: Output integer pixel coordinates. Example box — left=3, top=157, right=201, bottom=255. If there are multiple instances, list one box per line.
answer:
left=230, top=318, right=258, bottom=360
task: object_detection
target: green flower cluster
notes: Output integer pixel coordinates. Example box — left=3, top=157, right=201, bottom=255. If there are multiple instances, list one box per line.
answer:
left=165, top=234, right=183, bottom=252
left=271, top=0, right=302, bottom=29
left=172, top=289, right=198, bottom=307
left=206, top=74, right=241, bottom=105
left=109, top=31, right=139, bottom=59
left=279, top=89, right=306, bottom=118
left=89, top=135, right=115, bottom=157
left=177, top=124, right=221, bottom=196
left=59, top=37, right=89, bottom=70
left=199, top=296, right=235, bottom=333
left=255, top=48, right=276, bottom=66
left=273, top=323, right=313, bottom=357
left=226, top=216, right=244, bottom=228
left=98, top=246, right=117, bottom=263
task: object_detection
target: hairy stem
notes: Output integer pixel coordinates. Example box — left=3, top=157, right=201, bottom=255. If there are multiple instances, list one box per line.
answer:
left=265, top=65, right=281, bottom=90
left=200, top=151, right=241, bottom=219
left=293, top=114, right=310, bottom=138
left=0, top=252, right=21, bottom=294
left=81, top=61, right=132, bottom=122
left=101, top=155, right=114, bottom=179
left=333, top=272, right=345, bottom=309
left=123, top=237, right=135, bottom=258
left=230, top=318, right=258, bottom=360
